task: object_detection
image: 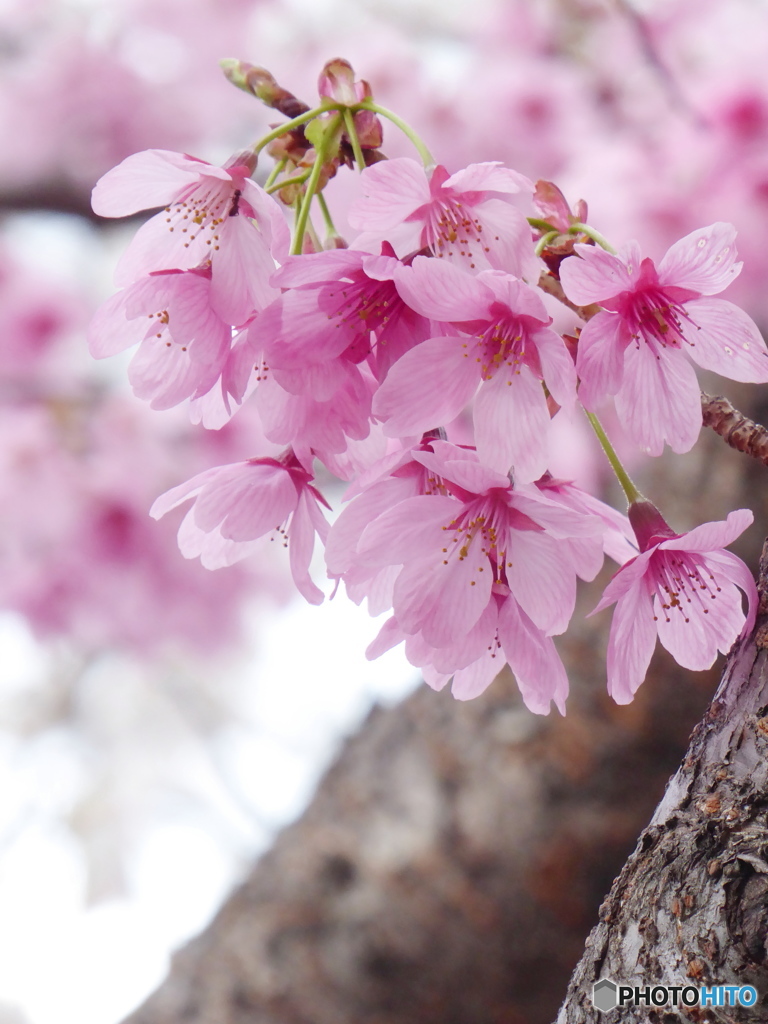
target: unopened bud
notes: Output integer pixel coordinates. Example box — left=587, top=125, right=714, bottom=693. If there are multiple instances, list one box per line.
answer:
left=318, top=58, right=373, bottom=106
left=534, top=180, right=586, bottom=231
left=221, top=59, right=310, bottom=119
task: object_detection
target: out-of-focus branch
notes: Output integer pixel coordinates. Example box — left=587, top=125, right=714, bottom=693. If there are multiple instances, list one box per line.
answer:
left=0, top=182, right=103, bottom=222
left=702, top=392, right=768, bottom=467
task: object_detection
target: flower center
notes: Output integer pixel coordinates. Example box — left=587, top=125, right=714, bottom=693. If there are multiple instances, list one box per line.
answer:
left=164, top=178, right=241, bottom=251
left=426, top=199, right=493, bottom=269
left=471, top=316, right=527, bottom=382
left=652, top=551, right=721, bottom=623
left=626, top=287, right=697, bottom=351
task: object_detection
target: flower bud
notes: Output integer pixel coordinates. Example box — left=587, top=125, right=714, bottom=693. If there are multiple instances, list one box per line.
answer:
left=318, top=58, right=373, bottom=106
left=627, top=499, right=675, bottom=552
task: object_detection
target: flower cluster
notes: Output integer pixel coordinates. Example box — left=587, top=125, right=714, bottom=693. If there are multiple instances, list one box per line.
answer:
left=89, top=60, right=765, bottom=714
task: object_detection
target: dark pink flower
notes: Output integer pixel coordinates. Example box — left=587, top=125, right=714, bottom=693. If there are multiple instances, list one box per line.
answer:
left=92, top=149, right=290, bottom=325
left=259, top=247, right=435, bottom=380
left=374, top=258, right=576, bottom=480
left=150, top=449, right=330, bottom=604
left=352, top=442, right=600, bottom=648
left=592, top=501, right=757, bottom=703
left=348, top=157, right=537, bottom=279
left=560, top=223, right=768, bottom=455
left=367, top=587, right=569, bottom=714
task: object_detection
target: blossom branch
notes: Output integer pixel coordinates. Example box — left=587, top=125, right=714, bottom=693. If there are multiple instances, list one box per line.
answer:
left=701, top=392, right=768, bottom=467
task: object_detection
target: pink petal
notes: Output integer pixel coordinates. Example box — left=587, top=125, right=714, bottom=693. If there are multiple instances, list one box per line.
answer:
left=373, top=336, right=478, bottom=436
left=660, top=509, right=753, bottom=553
left=533, top=327, right=578, bottom=409
left=357, top=494, right=460, bottom=565
left=473, top=368, right=551, bottom=481
left=704, top=550, right=758, bottom=635
left=393, top=531, right=493, bottom=648
left=128, top=336, right=219, bottom=409
left=91, top=150, right=205, bottom=217
left=365, top=615, right=405, bottom=659
left=194, top=464, right=296, bottom=538
left=87, top=288, right=143, bottom=357
left=394, top=258, right=493, bottom=322
left=469, top=199, right=539, bottom=280
left=590, top=549, right=655, bottom=614
left=575, top=311, right=631, bottom=408
left=498, top=597, right=569, bottom=714
left=325, top=478, right=414, bottom=576
left=614, top=343, right=702, bottom=455
left=348, top=158, right=430, bottom=232
left=606, top=579, right=657, bottom=703
left=113, top=211, right=210, bottom=285
left=682, top=299, right=768, bottom=383
left=443, top=162, right=534, bottom=196
left=506, top=530, right=576, bottom=635
left=450, top=653, right=502, bottom=701
left=149, top=466, right=222, bottom=519
left=289, top=491, right=325, bottom=605
left=559, top=244, right=633, bottom=306
left=412, top=448, right=510, bottom=492
left=209, top=215, right=280, bottom=325
left=655, top=580, right=742, bottom=671
left=657, top=223, right=741, bottom=295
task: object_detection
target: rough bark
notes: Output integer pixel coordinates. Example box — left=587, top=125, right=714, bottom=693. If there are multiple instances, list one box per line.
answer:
left=558, top=541, right=768, bottom=1023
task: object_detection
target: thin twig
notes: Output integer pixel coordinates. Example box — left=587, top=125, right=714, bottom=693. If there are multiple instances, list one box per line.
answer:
left=536, top=271, right=600, bottom=321
left=701, top=392, right=768, bottom=467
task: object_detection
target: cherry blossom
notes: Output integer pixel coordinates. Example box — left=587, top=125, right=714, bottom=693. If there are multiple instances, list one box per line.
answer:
left=258, top=246, right=435, bottom=381
left=560, top=223, right=768, bottom=455
left=348, top=157, right=538, bottom=279
left=92, top=148, right=290, bottom=324
left=374, top=258, right=576, bottom=479
left=150, top=449, right=330, bottom=604
left=592, top=501, right=757, bottom=704
left=88, top=267, right=233, bottom=411
left=367, top=588, right=570, bottom=714
left=349, top=442, right=601, bottom=649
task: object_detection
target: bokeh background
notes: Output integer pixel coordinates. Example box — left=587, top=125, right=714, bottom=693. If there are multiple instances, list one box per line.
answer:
left=1, top=1, right=768, bottom=1021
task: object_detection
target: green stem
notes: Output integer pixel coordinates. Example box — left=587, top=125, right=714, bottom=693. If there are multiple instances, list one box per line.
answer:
left=253, top=104, right=328, bottom=154
left=343, top=108, right=366, bottom=171
left=570, top=222, right=617, bottom=254
left=527, top=216, right=557, bottom=233
left=290, top=113, right=342, bottom=256
left=585, top=410, right=642, bottom=503
left=265, top=170, right=310, bottom=194
left=534, top=229, right=560, bottom=257
left=316, top=193, right=338, bottom=238
left=359, top=100, right=434, bottom=167
left=263, top=158, right=287, bottom=191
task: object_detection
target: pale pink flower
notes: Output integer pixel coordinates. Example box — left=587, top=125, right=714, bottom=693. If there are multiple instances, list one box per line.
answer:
left=367, top=588, right=569, bottom=714
left=593, top=501, right=757, bottom=704
left=150, top=449, right=330, bottom=604
left=92, top=149, right=289, bottom=325
left=560, top=223, right=768, bottom=455
left=88, top=267, right=232, bottom=411
left=374, top=258, right=576, bottom=480
left=348, top=157, right=538, bottom=279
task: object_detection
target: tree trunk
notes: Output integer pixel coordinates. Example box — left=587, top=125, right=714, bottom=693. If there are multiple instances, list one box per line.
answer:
left=558, top=540, right=768, bottom=1023
left=121, top=628, right=714, bottom=1024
